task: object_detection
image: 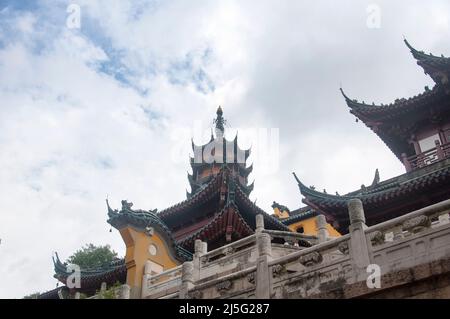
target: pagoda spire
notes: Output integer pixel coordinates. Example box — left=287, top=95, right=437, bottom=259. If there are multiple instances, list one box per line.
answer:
left=213, top=106, right=226, bottom=137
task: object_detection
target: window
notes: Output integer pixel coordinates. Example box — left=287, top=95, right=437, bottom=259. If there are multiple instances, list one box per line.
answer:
left=418, top=134, right=441, bottom=152
left=418, top=133, right=441, bottom=165
left=296, top=226, right=304, bottom=234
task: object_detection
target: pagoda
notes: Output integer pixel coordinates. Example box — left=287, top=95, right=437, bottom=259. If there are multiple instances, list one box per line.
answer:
left=294, top=39, right=450, bottom=233
left=45, top=107, right=291, bottom=298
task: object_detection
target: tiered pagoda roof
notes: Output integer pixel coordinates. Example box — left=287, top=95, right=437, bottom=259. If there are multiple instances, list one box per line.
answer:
left=188, top=106, right=253, bottom=197
left=342, top=40, right=450, bottom=161
left=159, top=165, right=289, bottom=251
left=294, top=158, right=450, bottom=233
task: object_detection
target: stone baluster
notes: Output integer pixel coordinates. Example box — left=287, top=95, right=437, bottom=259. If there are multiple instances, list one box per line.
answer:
left=348, top=199, right=371, bottom=282
left=99, top=282, right=107, bottom=299
left=118, top=284, right=131, bottom=299
left=194, top=239, right=207, bottom=281
left=141, top=260, right=154, bottom=298
left=316, top=214, right=329, bottom=243
left=392, top=225, right=404, bottom=240
left=74, top=292, right=80, bottom=299
left=179, top=261, right=194, bottom=299
left=435, top=140, right=444, bottom=160
left=255, top=214, right=264, bottom=234
left=255, top=232, right=272, bottom=299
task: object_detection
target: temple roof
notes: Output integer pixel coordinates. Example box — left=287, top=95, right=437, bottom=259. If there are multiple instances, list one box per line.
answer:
left=38, top=286, right=69, bottom=299
left=159, top=166, right=287, bottom=235
left=341, top=84, right=450, bottom=160
left=341, top=41, right=450, bottom=161
left=105, top=166, right=287, bottom=252
left=107, top=200, right=192, bottom=262
left=52, top=253, right=127, bottom=293
left=294, top=159, right=450, bottom=232
left=341, top=85, right=445, bottom=121
left=188, top=107, right=253, bottom=197
left=177, top=202, right=254, bottom=249
left=280, top=207, right=317, bottom=225
left=404, top=39, right=450, bottom=85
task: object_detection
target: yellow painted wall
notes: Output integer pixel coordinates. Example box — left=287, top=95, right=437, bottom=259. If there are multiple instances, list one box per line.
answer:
left=119, top=227, right=180, bottom=296
left=273, top=207, right=290, bottom=219
left=287, top=217, right=341, bottom=237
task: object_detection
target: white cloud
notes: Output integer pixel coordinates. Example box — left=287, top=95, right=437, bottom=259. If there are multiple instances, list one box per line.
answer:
left=0, top=0, right=449, bottom=298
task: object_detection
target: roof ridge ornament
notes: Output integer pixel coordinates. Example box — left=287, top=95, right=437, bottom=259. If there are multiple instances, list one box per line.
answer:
left=213, top=106, right=226, bottom=137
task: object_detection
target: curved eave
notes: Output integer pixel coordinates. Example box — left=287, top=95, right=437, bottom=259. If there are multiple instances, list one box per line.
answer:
left=190, top=136, right=251, bottom=164
left=38, top=287, right=69, bottom=299
left=178, top=203, right=254, bottom=248
left=294, top=165, right=450, bottom=213
left=241, top=180, right=254, bottom=196
left=240, top=163, right=253, bottom=178
left=404, top=39, right=450, bottom=71
left=53, top=254, right=127, bottom=288
left=293, top=172, right=355, bottom=204
left=107, top=204, right=192, bottom=262
left=341, top=86, right=443, bottom=120
left=234, top=182, right=290, bottom=232
left=281, top=210, right=318, bottom=225
left=158, top=170, right=223, bottom=220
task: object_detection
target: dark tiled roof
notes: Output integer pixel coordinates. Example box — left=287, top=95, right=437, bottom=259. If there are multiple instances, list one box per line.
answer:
left=341, top=85, right=445, bottom=120
left=281, top=209, right=317, bottom=225
left=178, top=202, right=254, bottom=248
left=37, top=286, right=68, bottom=299
left=53, top=253, right=127, bottom=292
left=404, top=39, right=450, bottom=81
left=107, top=201, right=192, bottom=262
left=294, top=160, right=450, bottom=227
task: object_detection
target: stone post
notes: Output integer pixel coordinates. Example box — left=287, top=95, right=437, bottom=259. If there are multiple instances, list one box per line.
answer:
left=316, top=214, right=329, bottom=243
left=141, top=260, right=157, bottom=298
left=401, top=153, right=412, bottom=172
left=255, top=233, right=272, bottom=299
left=348, top=199, right=371, bottom=282
left=99, top=282, right=107, bottom=299
left=255, top=214, right=264, bottom=234
left=435, top=140, right=444, bottom=160
left=118, top=284, right=131, bottom=299
left=179, top=261, right=194, bottom=299
left=193, top=239, right=207, bottom=281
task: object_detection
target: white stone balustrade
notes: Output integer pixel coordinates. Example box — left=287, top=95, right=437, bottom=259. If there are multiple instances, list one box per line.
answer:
left=141, top=200, right=450, bottom=299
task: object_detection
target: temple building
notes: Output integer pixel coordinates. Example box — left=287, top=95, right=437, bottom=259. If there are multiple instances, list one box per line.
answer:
left=294, top=39, right=450, bottom=234
left=39, top=39, right=450, bottom=299
left=42, top=106, right=339, bottom=299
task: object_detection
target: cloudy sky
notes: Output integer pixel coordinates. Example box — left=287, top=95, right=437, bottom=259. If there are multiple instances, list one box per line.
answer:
left=0, top=0, right=449, bottom=298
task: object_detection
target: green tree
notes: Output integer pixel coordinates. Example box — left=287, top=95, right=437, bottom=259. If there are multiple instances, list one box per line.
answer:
left=23, top=292, right=41, bottom=299
left=66, top=243, right=118, bottom=269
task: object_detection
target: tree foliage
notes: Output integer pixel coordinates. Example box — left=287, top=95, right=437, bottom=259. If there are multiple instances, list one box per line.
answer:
left=23, top=292, right=41, bottom=299
left=66, top=243, right=118, bottom=269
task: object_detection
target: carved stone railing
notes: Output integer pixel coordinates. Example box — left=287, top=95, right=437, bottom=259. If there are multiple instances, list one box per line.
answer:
left=365, top=198, right=450, bottom=246
left=262, top=229, right=319, bottom=247
left=199, top=234, right=257, bottom=267
left=142, top=265, right=182, bottom=298
left=143, top=200, right=450, bottom=299
left=268, top=234, right=352, bottom=298
left=364, top=199, right=450, bottom=275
